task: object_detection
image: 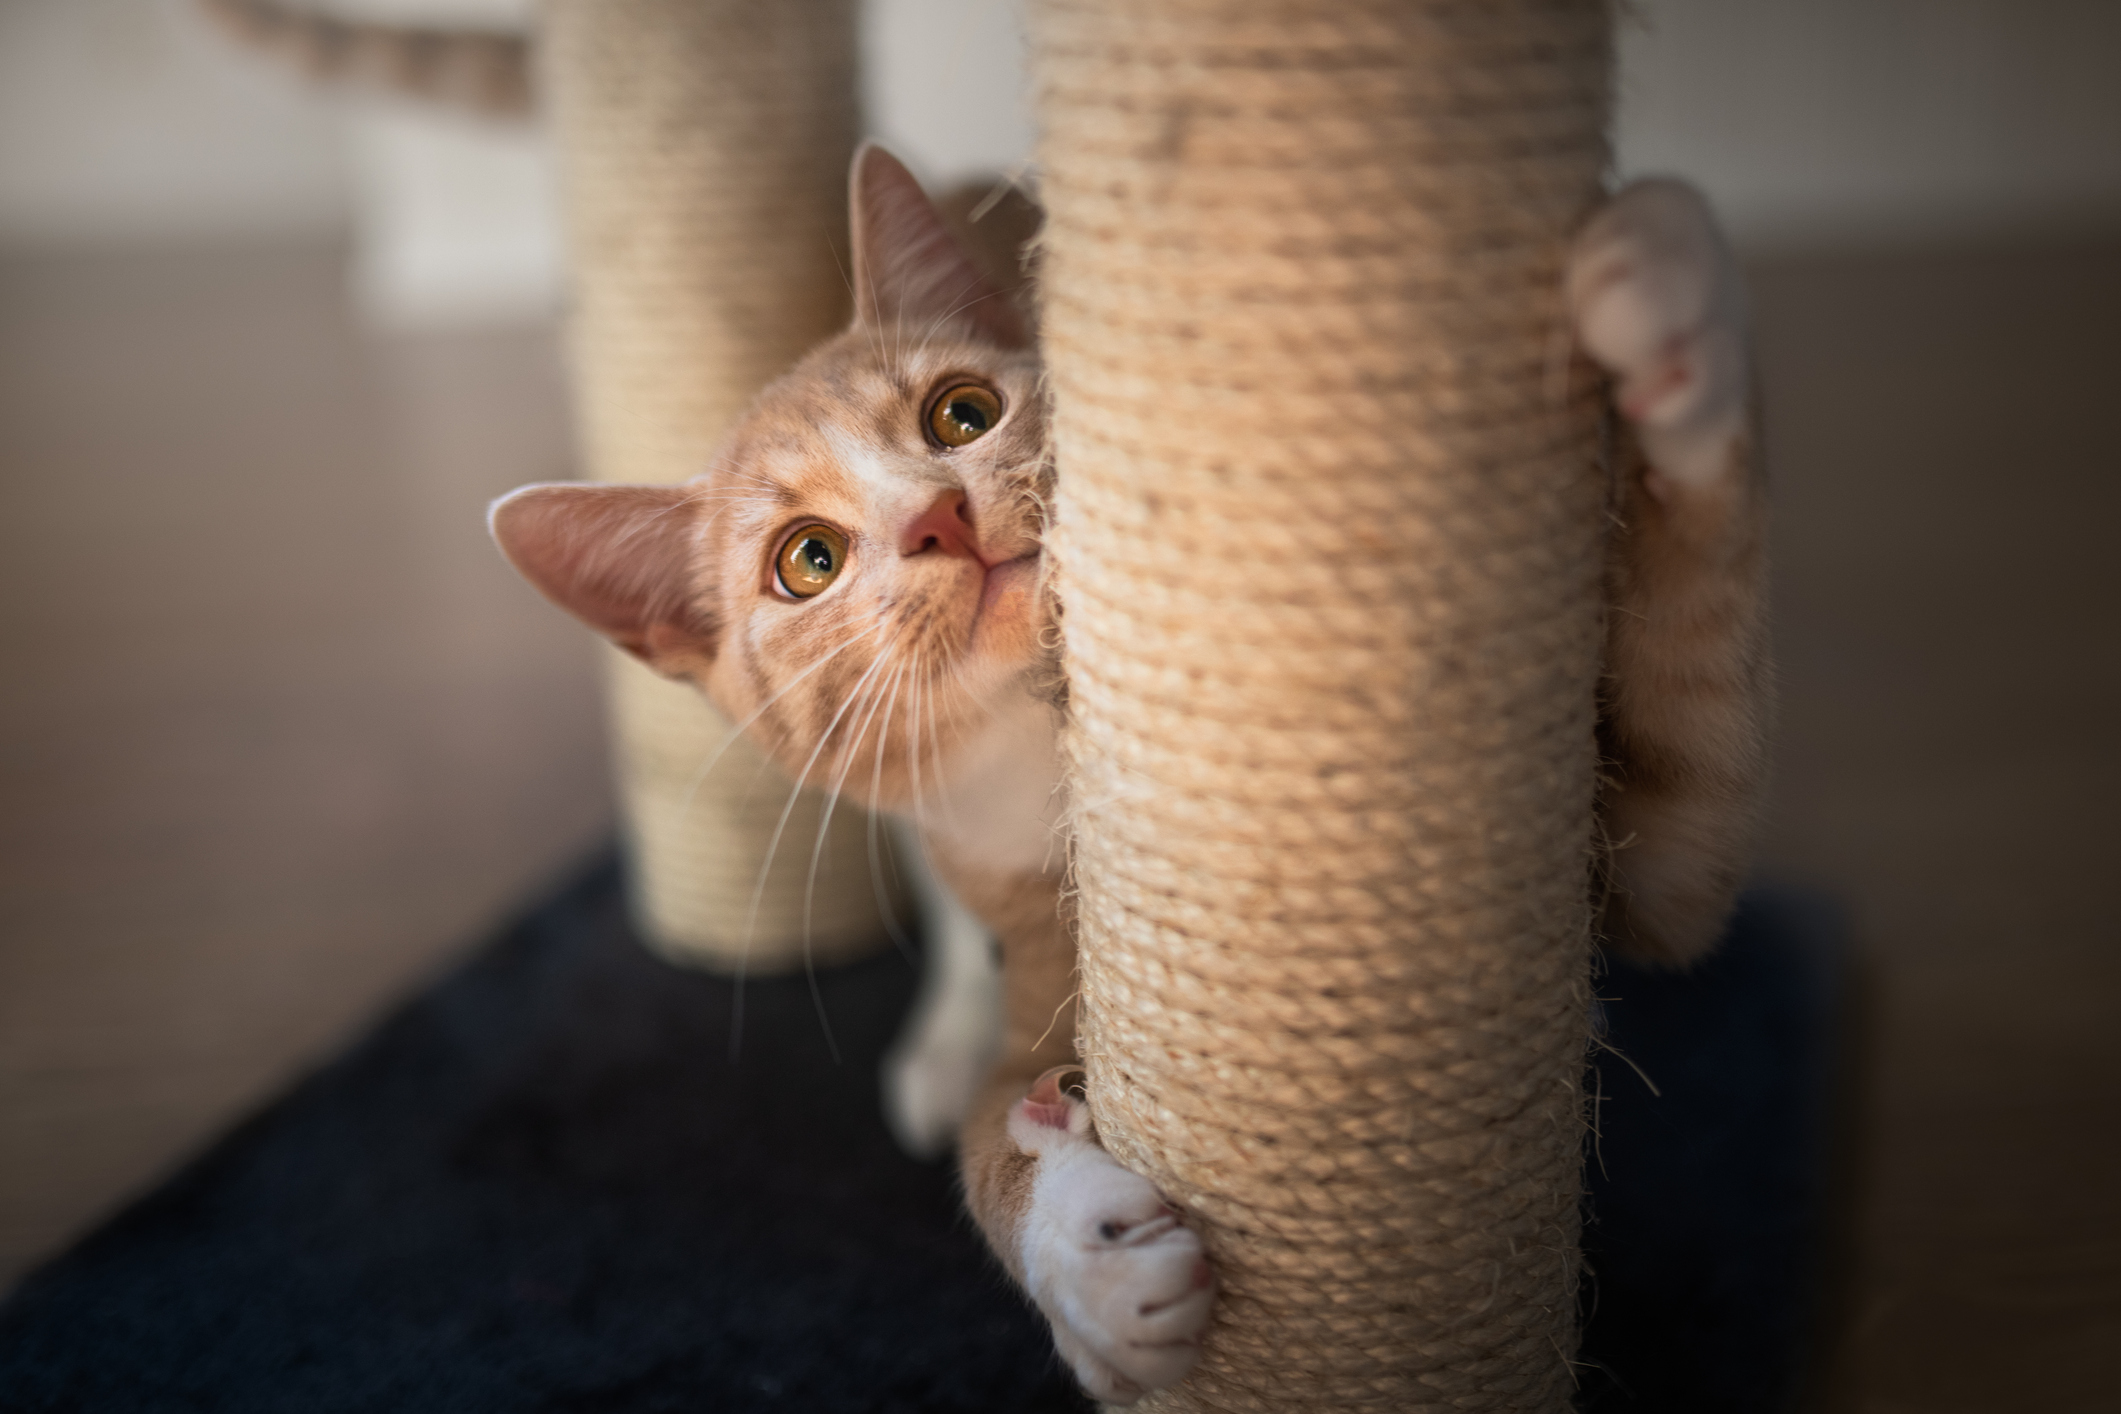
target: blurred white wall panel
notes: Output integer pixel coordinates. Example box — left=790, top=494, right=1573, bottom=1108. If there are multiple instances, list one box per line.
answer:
left=345, top=0, right=1042, bottom=328
left=864, top=0, right=1034, bottom=190
left=342, top=105, right=555, bottom=330
left=303, top=0, right=556, bottom=329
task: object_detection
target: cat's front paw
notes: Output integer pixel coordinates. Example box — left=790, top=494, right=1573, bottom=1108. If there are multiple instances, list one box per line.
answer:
left=1566, top=178, right=1748, bottom=490
left=1008, top=1074, right=1214, bottom=1405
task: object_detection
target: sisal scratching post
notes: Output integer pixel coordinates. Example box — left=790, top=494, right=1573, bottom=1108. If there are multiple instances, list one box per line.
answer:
left=539, top=0, right=895, bottom=969
left=1035, top=2, right=1612, bottom=1408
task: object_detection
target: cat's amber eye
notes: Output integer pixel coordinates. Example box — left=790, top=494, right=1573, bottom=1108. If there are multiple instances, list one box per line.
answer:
left=775, top=523, right=849, bottom=599
left=928, top=384, right=1003, bottom=448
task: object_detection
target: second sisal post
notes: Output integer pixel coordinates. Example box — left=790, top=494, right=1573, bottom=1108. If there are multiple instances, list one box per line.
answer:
left=1036, top=1, right=1613, bottom=1407
left=538, top=0, right=896, bottom=969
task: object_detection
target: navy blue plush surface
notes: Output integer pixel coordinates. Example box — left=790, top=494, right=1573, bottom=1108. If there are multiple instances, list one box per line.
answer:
left=1580, top=890, right=1844, bottom=1412
left=0, top=856, right=1838, bottom=1413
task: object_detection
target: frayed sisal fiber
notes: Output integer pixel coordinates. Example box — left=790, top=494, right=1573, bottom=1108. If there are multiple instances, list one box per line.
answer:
left=1034, top=2, right=1612, bottom=1408
left=538, top=0, right=896, bottom=970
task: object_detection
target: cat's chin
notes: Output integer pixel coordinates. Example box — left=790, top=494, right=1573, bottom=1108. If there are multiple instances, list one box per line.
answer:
left=965, top=553, right=1043, bottom=670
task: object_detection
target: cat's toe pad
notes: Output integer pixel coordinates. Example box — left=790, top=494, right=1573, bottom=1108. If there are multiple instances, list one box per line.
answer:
left=1567, top=179, right=1748, bottom=485
left=1009, top=1083, right=1215, bottom=1404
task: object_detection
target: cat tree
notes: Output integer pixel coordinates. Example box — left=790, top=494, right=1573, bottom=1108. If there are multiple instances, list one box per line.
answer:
left=537, top=0, right=896, bottom=969
left=200, top=0, right=1615, bottom=1400
left=1033, top=1, right=1612, bottom=1408
left=540, top=0, right=1611, bottom=1401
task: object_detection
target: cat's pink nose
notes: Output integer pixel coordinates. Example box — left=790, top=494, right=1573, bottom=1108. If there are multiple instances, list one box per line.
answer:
left=900, top=490, right=978, bottom=561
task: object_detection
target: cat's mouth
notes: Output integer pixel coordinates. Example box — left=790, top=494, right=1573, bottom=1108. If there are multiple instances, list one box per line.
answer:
left=979, top=552, right=1038, bottom=603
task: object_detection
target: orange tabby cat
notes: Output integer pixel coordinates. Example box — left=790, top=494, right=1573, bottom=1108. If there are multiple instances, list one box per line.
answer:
left=491, top=147, right=1769, bottom=1403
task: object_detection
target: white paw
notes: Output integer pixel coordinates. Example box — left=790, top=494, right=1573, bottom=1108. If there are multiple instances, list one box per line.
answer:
left=1567, top=178, right=1749, bottom=489
left=882, top=846, right=1003, bottom=1158
left=1009, top=1076, right=1215, bottom=1405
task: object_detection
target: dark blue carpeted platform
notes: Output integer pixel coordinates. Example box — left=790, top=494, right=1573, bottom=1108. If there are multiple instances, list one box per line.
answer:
left=0, top=856, right=1838, bottom=1413
left=1579, top=890, right=1844, bottom=1411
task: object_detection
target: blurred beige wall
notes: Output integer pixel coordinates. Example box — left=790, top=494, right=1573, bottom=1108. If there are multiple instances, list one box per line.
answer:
left=2, top=0, right=2117, bottom=303
left=1617, top=0, right=2121, bottom=248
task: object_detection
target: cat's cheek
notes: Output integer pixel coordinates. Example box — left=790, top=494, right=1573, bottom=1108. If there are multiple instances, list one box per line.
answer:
left=696, top=655, right=770, bottom=737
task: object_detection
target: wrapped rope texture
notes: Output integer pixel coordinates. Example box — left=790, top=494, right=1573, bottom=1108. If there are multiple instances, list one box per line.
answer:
left=539, top=0, right=895, bottom=969
left=1035, top=2, right=1613, bottom=1407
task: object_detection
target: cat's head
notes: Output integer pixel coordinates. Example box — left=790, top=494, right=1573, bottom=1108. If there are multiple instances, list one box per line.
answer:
left=491, top=145, right=1053, bottom=814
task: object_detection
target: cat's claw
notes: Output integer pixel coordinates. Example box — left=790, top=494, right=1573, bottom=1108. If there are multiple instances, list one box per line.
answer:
left=1567, top=178, right=1749, bottom=491
left=1008, top=1079, right=1215, bottom=1404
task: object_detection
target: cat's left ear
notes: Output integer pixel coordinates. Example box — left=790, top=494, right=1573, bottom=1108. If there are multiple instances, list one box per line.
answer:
left=849, top=143, right=1029, bottom=349
left=488, top=482, right=719, bottom=676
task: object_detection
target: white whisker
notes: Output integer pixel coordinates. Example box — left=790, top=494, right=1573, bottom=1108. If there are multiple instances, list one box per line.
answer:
left=903, top=645, right=932, bottom=838
left=710, top=612, right=890, bottom=1066
left=677, top=611, right=892, bottom=817
left=921, top=650, right=967, bottom=834
left=865, top=658, right=917, bottom=959
left=735, top=623, right=906, bottom=1063
left=804, top=638, right=902, bottom=948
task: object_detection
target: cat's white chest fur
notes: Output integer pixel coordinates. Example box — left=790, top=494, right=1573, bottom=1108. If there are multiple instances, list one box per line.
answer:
left=920, top=684, right=1065, bottom=877
left=882, top=683, right=1061, bottom=1155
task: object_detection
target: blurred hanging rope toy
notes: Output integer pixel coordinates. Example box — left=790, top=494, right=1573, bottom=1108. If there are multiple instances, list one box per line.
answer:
left=196, top=0, right=535, bottom=119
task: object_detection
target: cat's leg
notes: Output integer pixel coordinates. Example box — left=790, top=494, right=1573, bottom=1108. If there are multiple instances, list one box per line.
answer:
left=1567, top=179, right=1773, bottom=965
left=937, top=858, right=1215, bottom=1405
left=881, top=829, right=1003, bottom=1158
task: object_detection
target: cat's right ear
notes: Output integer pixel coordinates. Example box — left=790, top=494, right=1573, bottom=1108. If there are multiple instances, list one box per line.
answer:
left=488, top=483, right=718, bottom=676
left=849, top=142, right=1029, bottom=349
